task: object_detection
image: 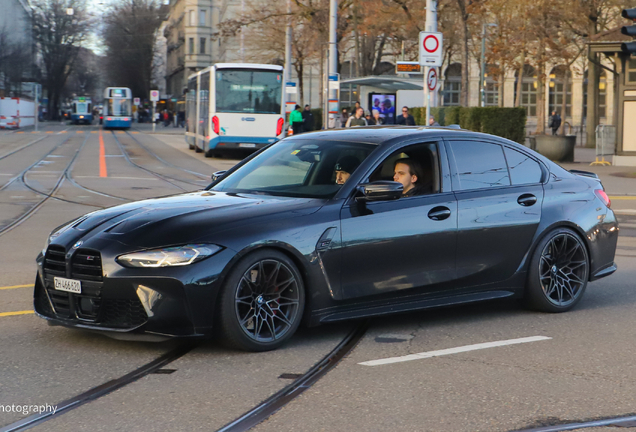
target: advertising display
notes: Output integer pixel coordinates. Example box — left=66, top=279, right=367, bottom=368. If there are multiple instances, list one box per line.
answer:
left=368, top=94, right=396, bottom=124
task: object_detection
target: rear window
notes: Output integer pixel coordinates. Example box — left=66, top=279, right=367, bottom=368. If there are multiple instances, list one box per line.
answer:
left=504, top=147, right=543, bottom=185
left=450, top=141, right=511, bottom=190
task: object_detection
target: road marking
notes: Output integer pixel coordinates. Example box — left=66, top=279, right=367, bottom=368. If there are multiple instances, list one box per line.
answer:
left=615, top=210, right=636, bottom=215
left=0, top=284, right=33, bottom=290
left=16, top=131, right=24, bottom=134
left=610, top=196, right=636, bottom=200
left=99, top=128, right=108, bottom=177
left=0, top=310, right=34, bottom=317
left=75, top=176, right=158, bottom=180
left=358, top=336, right=552, bottom=367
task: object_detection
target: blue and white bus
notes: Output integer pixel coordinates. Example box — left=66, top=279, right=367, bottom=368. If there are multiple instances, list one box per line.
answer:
left=70, top=97, right=92, bottom=124
left=103, top=87, right=132, bottom=129
left=186, top=64, right=285, bottom=157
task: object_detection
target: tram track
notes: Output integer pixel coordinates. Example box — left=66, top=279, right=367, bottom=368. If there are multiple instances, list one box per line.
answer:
left=110, top=131, right=207, bottom=191
left=0, top=322, right=368, bottom=432
left=0, top=127, right=71, bottom=161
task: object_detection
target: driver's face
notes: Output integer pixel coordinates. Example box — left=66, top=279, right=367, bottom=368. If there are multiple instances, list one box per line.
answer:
left=336, top=170, right=350, bottom=185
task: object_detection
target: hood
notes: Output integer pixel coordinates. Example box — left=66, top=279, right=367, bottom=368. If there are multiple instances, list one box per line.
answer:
left=56, top=191, right=325, bottom=249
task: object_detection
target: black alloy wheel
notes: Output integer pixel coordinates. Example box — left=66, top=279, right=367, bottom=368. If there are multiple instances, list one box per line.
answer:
left=526, top=228, right=589, bottom=312
left=218, top=250, right=305, bottom=351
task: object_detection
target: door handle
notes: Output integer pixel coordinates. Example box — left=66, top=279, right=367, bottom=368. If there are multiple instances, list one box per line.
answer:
left=517, top=194, right=537, bottom=206
left=428, top=206, right=451, bottom=221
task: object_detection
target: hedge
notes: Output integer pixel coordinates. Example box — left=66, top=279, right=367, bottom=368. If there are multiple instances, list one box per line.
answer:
left=409, top=106, right=527, bottom=144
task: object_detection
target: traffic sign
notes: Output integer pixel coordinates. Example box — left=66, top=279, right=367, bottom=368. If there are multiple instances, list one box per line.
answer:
left=133, top=97, right=140, bottom=106
left=150, top=90, right=160, bottom=102
left=419, top=32, right=443, bottom=67
left=427, top=68, right=438, bottom=91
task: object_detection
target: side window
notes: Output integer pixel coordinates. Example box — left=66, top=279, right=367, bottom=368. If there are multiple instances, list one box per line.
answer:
left=368, top=143, right=440, bottom=196
left=504, top=147, right=543, bottom=185
left=450, top=141, right=510, bottom=190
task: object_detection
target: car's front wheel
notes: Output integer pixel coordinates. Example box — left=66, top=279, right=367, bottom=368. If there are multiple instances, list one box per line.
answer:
left=218, top=250, right=305, bottom=351
left=525, top=227, right=589, bottom=312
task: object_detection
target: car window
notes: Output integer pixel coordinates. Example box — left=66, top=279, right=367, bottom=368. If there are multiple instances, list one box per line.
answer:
left=212, top=139, right=376, bottom=198
left=449, top=141, right=510, bottom=190
left=367, top=142, right=440, bottom=196
left=504, top=147, right=543, bottom=185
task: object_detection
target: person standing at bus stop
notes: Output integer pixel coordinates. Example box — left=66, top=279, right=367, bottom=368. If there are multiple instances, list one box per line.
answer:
left=290, top=104, right=304, bottom=135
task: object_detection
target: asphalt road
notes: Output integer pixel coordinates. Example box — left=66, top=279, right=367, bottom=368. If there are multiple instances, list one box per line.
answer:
left=0, top=124, right=634, bottom=432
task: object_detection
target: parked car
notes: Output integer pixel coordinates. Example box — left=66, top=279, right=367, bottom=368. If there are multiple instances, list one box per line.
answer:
left=34, top=127, right=618, bottom=351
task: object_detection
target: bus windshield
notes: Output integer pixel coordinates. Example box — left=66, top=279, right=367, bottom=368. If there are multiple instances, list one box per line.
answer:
left=108, top=99, right=130, bottom=116
left=215, top=69, right=282, bottom=114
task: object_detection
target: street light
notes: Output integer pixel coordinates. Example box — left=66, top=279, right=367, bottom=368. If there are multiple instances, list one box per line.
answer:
left=480, top=23, right=497, bottom=107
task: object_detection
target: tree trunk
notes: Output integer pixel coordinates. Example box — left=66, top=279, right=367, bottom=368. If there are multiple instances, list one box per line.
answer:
left=586, top=51, right=598, bottom=148
left=498, top=73, right=504, bottom=107
left=515, top=52, right=525, bottom=107
left=460, top=19, right=470, bottom=106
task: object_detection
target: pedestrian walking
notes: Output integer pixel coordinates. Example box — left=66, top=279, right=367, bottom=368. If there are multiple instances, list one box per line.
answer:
left=290, top=104, right=304, bottom=135
left=302, top=105, right=314, bottom=132
left=548, top=110, right=561, bottom=135
left=345, top=107, right=368, bottom=127
left=396, top=106, right=416, bottom=125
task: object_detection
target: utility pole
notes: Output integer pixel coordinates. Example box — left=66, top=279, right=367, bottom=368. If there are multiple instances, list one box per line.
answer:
left=284, top=0, right=292, bottom=128
left=327, top=0, right=338, bottom=128
left=425, top=0, right=437, bottom=127
left=480, top=23, right=486, bottom=107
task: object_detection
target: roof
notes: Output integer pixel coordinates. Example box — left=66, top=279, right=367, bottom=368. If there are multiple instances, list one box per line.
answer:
left=291, top=126, right=470, bottom=145
left=339, top=76, right=424, bottom=91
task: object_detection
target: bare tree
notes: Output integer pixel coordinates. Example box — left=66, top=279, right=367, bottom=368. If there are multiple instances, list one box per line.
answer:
left=32, top=0, right=92, bottom=119
left=102, top=0, right=167, bottom=99
left=0, top=28, right=32, bottom=97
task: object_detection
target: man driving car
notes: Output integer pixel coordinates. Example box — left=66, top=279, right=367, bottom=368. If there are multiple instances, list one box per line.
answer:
left=334, top=155, right=361, bottom=185
left=393, top=158, right=430, bottom=197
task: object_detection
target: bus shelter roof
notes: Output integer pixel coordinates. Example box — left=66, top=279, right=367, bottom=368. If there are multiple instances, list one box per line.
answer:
left=339, top=76, right=424, bottom=91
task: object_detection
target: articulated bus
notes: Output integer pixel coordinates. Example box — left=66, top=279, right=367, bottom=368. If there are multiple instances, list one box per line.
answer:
left=186, top=64, right=285, bottom=157
left=71, top=97, right=92, bottom=124
left=103, top=87, right=132, bottom=129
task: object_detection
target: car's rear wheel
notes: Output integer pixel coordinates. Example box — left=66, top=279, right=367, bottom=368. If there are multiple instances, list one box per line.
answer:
left=218, top=250, right=305, bottom=351
left=525, top=228, right=589, bottom=312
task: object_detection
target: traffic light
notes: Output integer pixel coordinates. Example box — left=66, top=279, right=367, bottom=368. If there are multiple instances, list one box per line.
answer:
left=622, top=8, right=636, bottom=53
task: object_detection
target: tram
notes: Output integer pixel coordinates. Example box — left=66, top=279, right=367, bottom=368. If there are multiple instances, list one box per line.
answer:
left=70, top=97, right=93, bottom=124
left=103, top=87, right=132, bottom=129
left=186, top=63, right=285, bottom=157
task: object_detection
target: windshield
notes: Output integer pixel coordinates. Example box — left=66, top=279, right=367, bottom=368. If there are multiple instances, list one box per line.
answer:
left=75, top=103, right=87, bottom=113
left=108, top=99, right=130, bottom=116
left=212, top=139, right=376, bottom=198
left=215, top=69, right=282, bottom=114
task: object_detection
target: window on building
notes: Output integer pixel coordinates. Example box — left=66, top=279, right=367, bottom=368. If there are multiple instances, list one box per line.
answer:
left=548, top=66, right=572, bottom=117
left=189, top=38, right=194, bottom=54
left=443, top=63, right=461, bottom=106
left=628, top=57, right=636, bottom=83
left=514, top=64, right=537, bottom=117
left=200, top=37, right=206, bottom=54
left=599, top=71, right=607, bottom=118
left=199, top=9, right=206, bottom=26
left=189, top=10, right=195, bottom=26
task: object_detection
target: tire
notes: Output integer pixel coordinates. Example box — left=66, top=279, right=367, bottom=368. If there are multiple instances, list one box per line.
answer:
left=525, top=227, right=589, bottom=312
left=188, top=143, right=194, bottom=150
left=217, top=249, right=305, bottom=351
left=195, top=145, right=203, bottom=153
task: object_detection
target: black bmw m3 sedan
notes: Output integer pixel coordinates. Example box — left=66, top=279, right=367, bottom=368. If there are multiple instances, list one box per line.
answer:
left=34, top=127, right=619, bottom=351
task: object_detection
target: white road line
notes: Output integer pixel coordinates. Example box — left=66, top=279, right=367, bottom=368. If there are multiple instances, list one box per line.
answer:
left=358, top=336, right=552, bottom=367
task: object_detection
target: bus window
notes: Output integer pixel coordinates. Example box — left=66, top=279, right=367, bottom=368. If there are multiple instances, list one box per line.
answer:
left=215, top=69, right=282, bottom=114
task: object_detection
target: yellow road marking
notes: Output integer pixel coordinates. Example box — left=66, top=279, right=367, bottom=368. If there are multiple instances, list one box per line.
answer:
left=31, top=131, right=38, bottom=134
left=59, top=131, right=67, bottom=133
left=91, top=131, right=98, bottom=134
left=609, top=196, right=636, bottom=200
left=0, top=284, right=32, bottom=290
left=0, top=310, right=34, bottom=317
left=16, top=131, right=24, bottom=134
left=132, top=131, right=139, bottom=134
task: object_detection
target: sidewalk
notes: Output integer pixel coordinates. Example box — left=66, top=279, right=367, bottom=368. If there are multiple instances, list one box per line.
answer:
left=131, top=123, right=185, bottom=135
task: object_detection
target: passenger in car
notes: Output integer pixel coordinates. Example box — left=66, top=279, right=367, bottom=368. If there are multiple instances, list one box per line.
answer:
left=393, top=158, right=431, bottom=197
left=334, top=155, right=361, bottom=185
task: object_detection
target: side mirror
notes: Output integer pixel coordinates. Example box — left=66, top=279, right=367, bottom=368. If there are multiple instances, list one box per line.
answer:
left=357, top=181, right=403, bottom=202
left=211, top=170, right=227, bottom=182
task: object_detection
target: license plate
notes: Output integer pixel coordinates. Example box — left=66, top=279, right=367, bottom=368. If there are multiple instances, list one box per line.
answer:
left=239, top=143, right=256, bottom=148
left=54, top=277, right=81, bottom=294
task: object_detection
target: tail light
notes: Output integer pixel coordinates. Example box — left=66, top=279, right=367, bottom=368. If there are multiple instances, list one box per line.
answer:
left=276, top=117, right=284, bottom=136
left=595, top=189, right=611, bottom=208
left=212, top=116, right=219, bottom=134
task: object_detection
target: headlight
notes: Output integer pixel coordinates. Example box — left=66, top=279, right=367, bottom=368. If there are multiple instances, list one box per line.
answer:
left=116, top=244, right=222, bottom=268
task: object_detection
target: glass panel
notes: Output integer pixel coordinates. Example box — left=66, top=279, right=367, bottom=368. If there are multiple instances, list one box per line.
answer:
left=450, top=141, right=510, bottom=190
left=200, top=72, right=209, bottom=137
left=199, top=9, right=206, bottom=26
left=215, top=69, right=282, bottom=114
left=200, top=38, right=205, bottom=54
left=186, top=77, right=197, bottom=133
left=504, top=147, right=542, bottom=185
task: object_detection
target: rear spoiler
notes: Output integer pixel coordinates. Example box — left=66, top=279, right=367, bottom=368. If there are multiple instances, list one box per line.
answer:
left=570, top=169, right=600, bottom=180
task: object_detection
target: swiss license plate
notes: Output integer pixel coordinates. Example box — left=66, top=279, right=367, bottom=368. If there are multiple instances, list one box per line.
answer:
left=54, top=277, right=81, bottom=294
left=239, top=143, right=256, bottom=148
